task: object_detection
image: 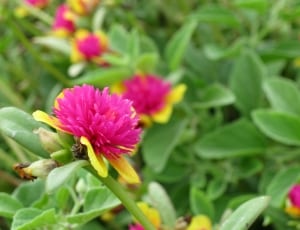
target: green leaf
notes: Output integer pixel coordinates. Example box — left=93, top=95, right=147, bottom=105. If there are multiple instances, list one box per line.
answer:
left=67, top=187, right=120, bottom=224
left=195, top=119, right=267, bottom=159
left=0, top=107, right=49, bottom=157
left=33, top=36, right=71, bottom=55
left=220, top=196, right=270, bottom=230
left=190, top=187, right=215, bottom=219
left=193, top=83, right=235, bottom=109
left=164, top=20, right=197, bottom=71
left=266, top=166, right=300, bottom=207
left=13, top=180, right=45, bottom=207
left=263, top=78, right=300, bottom=116
left=207, top=178, right=227, bottom=200
left=233, top=0, right=269, bottom=13
left=142, top=118, right=188, bottom=172
left=46, top=160, right=89, bottom=194
left=136, top=53, right=159, bottom=73
left=190, top=5, right=240, bottom=27
left=261, top=41, right=300, bottom=60
left=229, top=50, right=265, bottom=115
left=252, top=110, right=300, bottom=145
left=0, top=193, right=23, bottom=218
left=71, top=67, right=132, bottom=87
left=11, top=208, right=57, bottom=230
left=108, top=24, right=129, bottom=54
left=148, top=182, right=176, bottom=228
left=127, top=29, right=140, bottom=62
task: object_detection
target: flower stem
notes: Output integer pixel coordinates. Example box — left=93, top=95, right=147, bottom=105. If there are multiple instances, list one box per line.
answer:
left=87, top=167, right=156, bottom=230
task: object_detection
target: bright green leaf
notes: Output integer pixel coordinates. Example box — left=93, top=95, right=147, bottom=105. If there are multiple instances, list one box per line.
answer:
left=142, top=118, right=188, bottom=172
left=220, top=196, right=270, bottom=230
left=207, top=178, right=227, bottom=200
left=0, top=193, right=23, bottom=218
left=263, top=78, right=300, bottom=116
left=252, top=110, right=300, bottom=145
left=108, top=25, right=129, bottom=54
left=229, top=50, right=265, bottom=115
left=233, top=0, right=269, bottom=13
left=195, top=119, right=267, bottom=159
left=136, top=53, right=158, bottom=73
left=148, top=182, right=176, bottom=228
left=11, top=208, right=57, bottom=230
left=71, top=68, right=132, bottom=87
left=194, top=83, right=235, bottom=109
left=46, top=160, right=89, bottom=194
left=266, top=166, right=300, bottom=207
left=164, top=20, right=197, bottom=71
left=0, top=107, right=49, bottom=157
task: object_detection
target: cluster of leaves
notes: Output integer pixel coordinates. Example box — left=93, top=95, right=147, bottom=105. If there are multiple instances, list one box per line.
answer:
left=2, top=0, right=300, bottom=229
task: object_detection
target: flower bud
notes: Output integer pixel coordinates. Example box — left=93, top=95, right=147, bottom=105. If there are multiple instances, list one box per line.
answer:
left=75, top=178, right=87, bottom=194
left=34, top=128, right=62, bottom=153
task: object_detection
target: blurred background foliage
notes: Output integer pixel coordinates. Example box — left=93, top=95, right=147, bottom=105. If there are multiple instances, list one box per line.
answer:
left=2, top=0, right=300, bottom=229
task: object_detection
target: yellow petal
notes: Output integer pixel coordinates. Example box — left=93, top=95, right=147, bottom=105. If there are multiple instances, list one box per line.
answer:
left=187, top=215, right=212, bottom=230
left=286, top=206, right=300, bottom=217
left=137, top=202, right=161, bottom=228
left=71, top=42, right=84, bottom=63
left=108, top=156, right=140, bottom=184
left=166, top=84, right=187, bottom=104
left=32, top=110, right=66, bottom=132
left=80, top=136, right=108, bottom=178
left=111, top=82, right=125, bottom=94
left=75, top=29, right=89, bottom=39
left=95, top=31, right=109, bottom=51
left=151, top=105, right=172, bottom=124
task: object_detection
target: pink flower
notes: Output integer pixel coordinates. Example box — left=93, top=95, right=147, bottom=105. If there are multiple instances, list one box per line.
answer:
left=71, top=30, right=109, bottom=64
left=129, top=224, right=144, bottom=230
left=52, top=4, right=76, bottom=37
left=286, top=184, right=300, bottom=217
left=33, top=85, right=141, bottom=184
left=25, top=0, right=49, bottom=8
left=113, top=74, right=186, bottom=126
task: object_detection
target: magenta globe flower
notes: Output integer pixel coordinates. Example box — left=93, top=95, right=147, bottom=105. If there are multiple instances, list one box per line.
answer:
left=113, top=74, right=186, bottom=126
left=33, top=85, right=141, bottom=184
left=52, top=4, right=76, bottom=37
left=289, top=184, right=300, bottom=208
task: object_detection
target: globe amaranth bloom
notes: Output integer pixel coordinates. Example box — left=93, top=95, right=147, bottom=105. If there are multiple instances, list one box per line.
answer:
left=25, top=0, right=49, bottom=8
left=71, top=29, right=108, bottom=64
left=33, top=85, right=141, bottom=184
left=67, top=0, right=99, bottom=15
left=187, top=215, right=212, bottom=230
left=113, top=74, right=186, bottom=126
left=129, top=202, right=161, bottom=230
left=286, top=184, right=300, bottom=217
left=52, top=4, right=76, bottom=37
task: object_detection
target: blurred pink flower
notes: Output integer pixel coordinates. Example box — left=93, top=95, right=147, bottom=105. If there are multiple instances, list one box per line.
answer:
left=25, top=0, right=49, bottom=8
left=113, top=74, right=186, bottom=126
left=33, top=85, right=141, bottom=184
left=289, top=184, right=300, bottom=208
left=71, top=30, right=109, bottom=64
left=129, top=224, right=144, bottom=230
left=52, top=4, right=76, bottom=37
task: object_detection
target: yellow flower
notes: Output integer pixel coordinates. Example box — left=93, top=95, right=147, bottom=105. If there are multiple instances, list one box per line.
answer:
left=187, top=215, right=212, bottom=230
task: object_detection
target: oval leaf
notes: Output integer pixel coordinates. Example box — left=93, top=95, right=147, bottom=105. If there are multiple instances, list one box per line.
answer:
left=195, top=119, right=267, bottom=159
left=46, top=160, right=89, bottom=194
left=71, top=67, right=132, bottom=87
left=0, top=107, right=49, bottom=157
left=148, top=182, right=177, bottom=228
left=0, top=193, right=23, bottom=218
left=252, top=110, right=300, bottom=145
left=263, top=78, right=300, bottom=116
left=220, top=196, right=270, bottom=230
left=142, top=119, right=188, bottom=172
left=190, top=187, right=215, bottom=219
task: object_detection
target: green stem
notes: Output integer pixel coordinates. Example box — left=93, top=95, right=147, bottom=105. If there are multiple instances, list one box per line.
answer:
left=87, top=168, right=156, bottom=230
left=7, top=19, right=71, bottom=86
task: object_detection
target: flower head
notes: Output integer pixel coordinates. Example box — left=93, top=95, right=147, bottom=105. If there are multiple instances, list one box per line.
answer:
left=129, top=202, right=161, bottom=230
left=25, top=0, right=49, bottom=8
left=113, top=74, right=186, bottom=126
left=52, top=4, right=76, bottom=37
left=286, top=184, right=300, bottom=217
left=67, top=0, right=99, bottom=15
left=187, top=215, right=212, bottom=230
left=33, top=85, right=141, bottom=184
left=71, top=29, right=108, bottom=64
